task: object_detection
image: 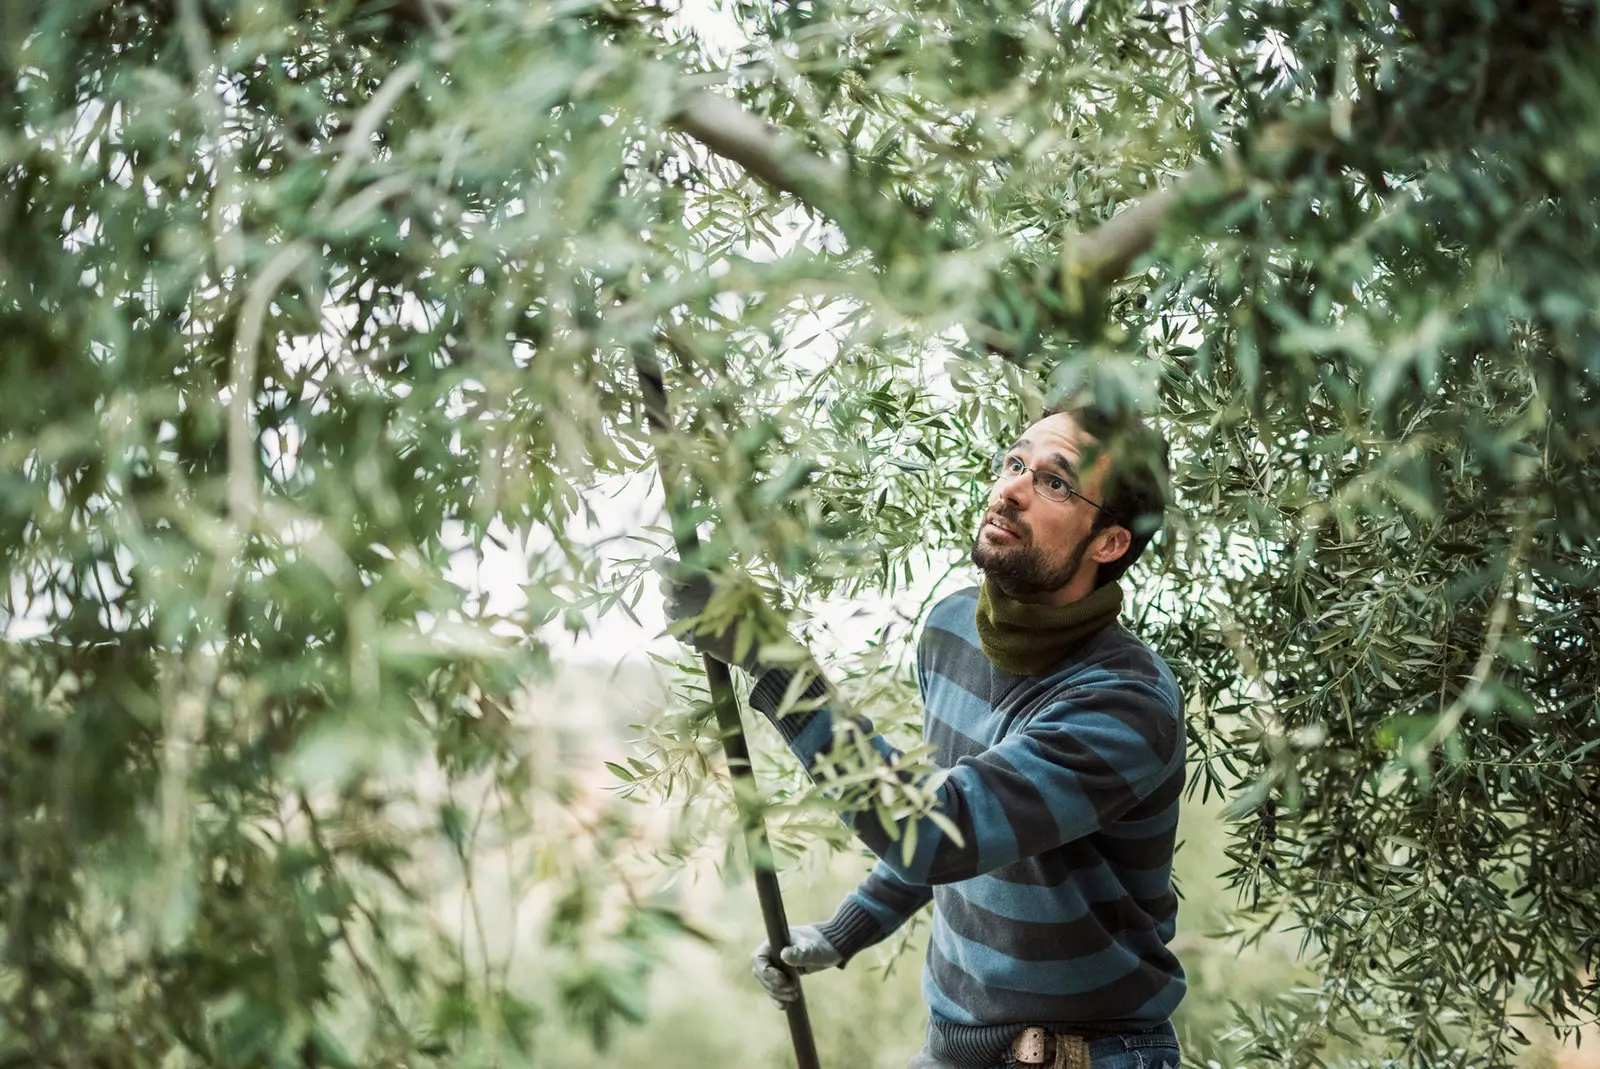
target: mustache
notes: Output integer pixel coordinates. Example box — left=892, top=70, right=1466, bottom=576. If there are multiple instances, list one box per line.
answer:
left=985, top=504, right=1030, bottom=538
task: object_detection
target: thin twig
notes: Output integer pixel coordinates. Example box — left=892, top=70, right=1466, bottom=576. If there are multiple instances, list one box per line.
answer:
left=228, top=241, right=312, bottom=525
left=296, top=795, right=411, bottom=1036
left=1419, top=522, right=1531, bottom=753
left=314, top=59, right=424, bottom=217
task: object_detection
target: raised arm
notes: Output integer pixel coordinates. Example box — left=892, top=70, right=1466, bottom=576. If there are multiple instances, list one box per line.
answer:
left=747, top=665, right=1182, bottom=885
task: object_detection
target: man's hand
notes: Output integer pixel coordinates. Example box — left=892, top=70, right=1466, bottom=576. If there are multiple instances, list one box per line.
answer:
left=656, top=556, right=765, bottom=672
left=751, top=924, right=841, bottom=1008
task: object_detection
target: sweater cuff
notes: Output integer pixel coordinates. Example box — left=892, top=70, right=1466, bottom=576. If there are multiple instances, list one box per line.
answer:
left=747, top=667, right=830, bottom=743
left=814, top=897, right=887, bottom=966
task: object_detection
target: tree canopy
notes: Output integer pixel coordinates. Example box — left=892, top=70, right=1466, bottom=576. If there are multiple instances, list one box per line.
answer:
left=2, top=0, right=1598, bottom=1066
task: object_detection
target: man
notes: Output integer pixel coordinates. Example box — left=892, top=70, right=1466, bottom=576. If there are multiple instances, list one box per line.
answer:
left=665, top=406, right=1185, bottom=1069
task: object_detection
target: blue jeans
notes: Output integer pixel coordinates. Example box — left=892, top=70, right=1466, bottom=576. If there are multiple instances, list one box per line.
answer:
left=906, top=1029, right=1182, bottom=1069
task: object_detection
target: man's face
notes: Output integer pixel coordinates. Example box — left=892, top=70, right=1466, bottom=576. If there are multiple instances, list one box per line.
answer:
left=969, top=412, right=1127, bottom=603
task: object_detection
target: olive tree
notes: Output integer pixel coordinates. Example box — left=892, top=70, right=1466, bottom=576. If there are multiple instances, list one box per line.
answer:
left=1, top=0, right=1596, bottom=1066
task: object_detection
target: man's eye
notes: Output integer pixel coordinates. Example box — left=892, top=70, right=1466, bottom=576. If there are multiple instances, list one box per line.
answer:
left=1006, top=457, right=1026, bottom=473
left=1046, top=476, right=1069, bottom=495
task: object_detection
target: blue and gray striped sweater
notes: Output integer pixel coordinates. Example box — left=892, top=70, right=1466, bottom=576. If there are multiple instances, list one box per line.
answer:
left=747, top=586, right=1186, bottom=1068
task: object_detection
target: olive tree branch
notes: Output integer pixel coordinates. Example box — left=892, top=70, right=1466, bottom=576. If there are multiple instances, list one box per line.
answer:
left=667, top=89, right=922, bottom=254
left=1057, top=173, right=1214, bottom=305
left=1055, top=119, right=1310, bottom=306
left=669, top=91, right=1328, bottom=351
left=669, top=91, right=850, bottom=207
left=668, top=85, right=1220, bottom=286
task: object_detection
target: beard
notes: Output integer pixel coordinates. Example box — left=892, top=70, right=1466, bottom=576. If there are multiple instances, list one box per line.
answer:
left=970, top=506, right=1092, bottom=598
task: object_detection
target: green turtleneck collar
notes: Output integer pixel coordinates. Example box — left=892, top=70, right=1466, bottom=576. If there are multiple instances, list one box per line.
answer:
left=974, top=578, right=1123, bottom=677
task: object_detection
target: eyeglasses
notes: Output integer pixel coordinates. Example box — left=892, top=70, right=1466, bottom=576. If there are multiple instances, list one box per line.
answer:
left=990, top=450, right=1110, bottom=512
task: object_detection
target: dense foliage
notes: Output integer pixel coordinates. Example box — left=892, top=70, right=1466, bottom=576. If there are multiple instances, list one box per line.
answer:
left=2, top=0, right=1597, bottom=1066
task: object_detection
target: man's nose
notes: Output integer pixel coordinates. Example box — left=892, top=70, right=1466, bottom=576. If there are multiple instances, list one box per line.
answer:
left=993, top=470, right=1033, bottom=510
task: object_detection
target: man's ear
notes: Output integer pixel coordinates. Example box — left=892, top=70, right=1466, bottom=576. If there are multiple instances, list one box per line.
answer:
left=1090, top=525, right=1131, bottom=564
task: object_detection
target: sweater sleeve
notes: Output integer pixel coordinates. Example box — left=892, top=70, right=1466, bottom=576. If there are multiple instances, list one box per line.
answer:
left=813, top=858, right=935, bottom=965
left=747, top=665, right=1182, bottom=886
left=768, top=640, right=941, bottom=965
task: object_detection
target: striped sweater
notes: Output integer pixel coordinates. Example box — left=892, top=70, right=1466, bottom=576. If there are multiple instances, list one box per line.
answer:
left=747, top=586, right=1186, bottom=1069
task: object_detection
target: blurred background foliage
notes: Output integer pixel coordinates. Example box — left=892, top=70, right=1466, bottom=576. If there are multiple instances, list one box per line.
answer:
left=2, top=0, right=1598, bottom=1066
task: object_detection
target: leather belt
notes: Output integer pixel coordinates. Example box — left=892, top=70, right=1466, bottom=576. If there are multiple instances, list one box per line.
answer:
left=1010, top=1026, right=1091, bottom=1069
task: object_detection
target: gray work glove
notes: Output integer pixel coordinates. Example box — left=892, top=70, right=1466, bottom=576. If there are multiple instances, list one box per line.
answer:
left=752, top=924, right=841, bottom=1008
left=655, top=556, right=764, bottom=673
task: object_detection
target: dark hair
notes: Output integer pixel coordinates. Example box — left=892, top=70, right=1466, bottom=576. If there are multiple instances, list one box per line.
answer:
left=1042, top=403, right=1170, bottom=587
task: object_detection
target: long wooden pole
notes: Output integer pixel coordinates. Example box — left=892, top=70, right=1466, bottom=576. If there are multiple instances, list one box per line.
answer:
left=631, top=343, right=822, bottom=1069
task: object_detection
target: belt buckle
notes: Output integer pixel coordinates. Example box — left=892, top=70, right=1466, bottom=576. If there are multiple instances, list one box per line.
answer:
left=1012, top=1026, right=1049, bottom=1065
left=1010, top=1026, right=1091, bottom=1069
